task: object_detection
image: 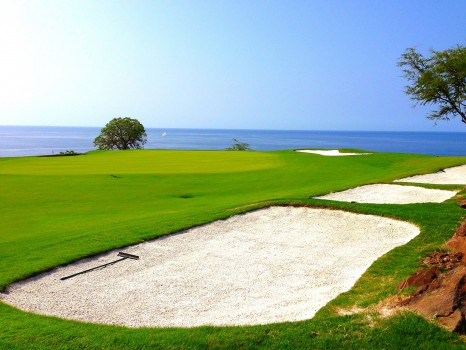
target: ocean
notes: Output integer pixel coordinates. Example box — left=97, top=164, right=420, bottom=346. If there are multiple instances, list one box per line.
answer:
left=0, top=125, right=465, bottom=157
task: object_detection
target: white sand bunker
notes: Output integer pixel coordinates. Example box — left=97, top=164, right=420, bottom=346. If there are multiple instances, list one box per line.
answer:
left=296, top=149, right=371, bottom=156
left=315, top=184, right=457, bottom=204
left=395, top=164, right=466, bottom=184
left=1, top=207, right=419, bottom=328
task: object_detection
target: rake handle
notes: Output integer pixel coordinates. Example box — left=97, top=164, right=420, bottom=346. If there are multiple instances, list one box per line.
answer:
left=60, top=257, right=127, bottom=281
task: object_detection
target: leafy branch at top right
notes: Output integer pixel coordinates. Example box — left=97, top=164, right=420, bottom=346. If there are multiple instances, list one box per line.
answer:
left=398, top=45, right=466, bottom=125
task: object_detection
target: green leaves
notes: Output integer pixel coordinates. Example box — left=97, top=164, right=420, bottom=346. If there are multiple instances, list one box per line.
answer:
left=398, top=45, right=466, bottom=124
left=94, top=117, right=147, bottom=150
left=226, top=138, right=252, bottom=151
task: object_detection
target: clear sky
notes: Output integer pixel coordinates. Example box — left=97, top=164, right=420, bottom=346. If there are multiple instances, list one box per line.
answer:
left=1, top=0, right=465, bottom=131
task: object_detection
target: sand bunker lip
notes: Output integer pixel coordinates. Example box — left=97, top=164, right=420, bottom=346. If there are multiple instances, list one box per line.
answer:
left=1, top=206, right=419, bottom=328
left=296, top=149, right=371, bottom=156
left=314, top=184, right=457, bottom=204
left=395, top=164, right=466, bottom=185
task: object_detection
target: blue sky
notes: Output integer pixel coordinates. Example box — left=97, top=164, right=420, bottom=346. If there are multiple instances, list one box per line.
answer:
left=0, top=1, right=465, bottom=131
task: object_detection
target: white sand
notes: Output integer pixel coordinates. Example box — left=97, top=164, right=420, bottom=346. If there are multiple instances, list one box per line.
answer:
left=314, top=184, right=457, bottom=204
left=296, top=150, right=371, bottom=156
left=0, top=206, right=419, bottom=328
left=395, top=164, right=466, bottom=184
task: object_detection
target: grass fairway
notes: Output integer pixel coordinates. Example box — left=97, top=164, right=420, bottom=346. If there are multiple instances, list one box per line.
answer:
left=1, top=149, right=466, bottom=349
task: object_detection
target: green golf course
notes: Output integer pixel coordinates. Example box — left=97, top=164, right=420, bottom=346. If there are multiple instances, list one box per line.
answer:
left=1, top=149, right=466, bottom=349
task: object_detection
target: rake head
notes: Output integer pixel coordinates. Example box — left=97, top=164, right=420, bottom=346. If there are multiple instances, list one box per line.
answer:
left=118, top=252, right=139, bottom=260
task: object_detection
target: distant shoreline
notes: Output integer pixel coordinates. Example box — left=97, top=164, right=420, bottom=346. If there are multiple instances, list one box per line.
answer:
left=1, top=125, right=466, bottom=157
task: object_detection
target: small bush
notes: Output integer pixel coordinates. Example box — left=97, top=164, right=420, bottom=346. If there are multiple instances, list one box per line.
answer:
left=58, top=150, right=81, bottom=156
left=226, top=138, right=252, bottom=151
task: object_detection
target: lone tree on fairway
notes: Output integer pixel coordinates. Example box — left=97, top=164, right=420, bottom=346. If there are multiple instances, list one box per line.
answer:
left=94, top=117, right=147, bottom=150
left=398, top=45, right=466, bottom=125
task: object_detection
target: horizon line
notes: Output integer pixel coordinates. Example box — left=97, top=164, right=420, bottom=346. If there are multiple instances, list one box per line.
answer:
left=0, top=124, right=465, bottom=133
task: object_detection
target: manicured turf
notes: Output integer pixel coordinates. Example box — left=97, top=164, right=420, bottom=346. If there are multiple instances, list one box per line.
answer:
left=1, top=149, right=465, bottom=349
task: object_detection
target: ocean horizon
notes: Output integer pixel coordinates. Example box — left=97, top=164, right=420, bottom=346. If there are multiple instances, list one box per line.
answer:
left=0, top=125, right=465, bottom=157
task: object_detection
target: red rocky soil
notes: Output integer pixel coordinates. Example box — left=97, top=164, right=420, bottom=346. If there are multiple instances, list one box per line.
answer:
left=397, top=220, right=466, bottom=333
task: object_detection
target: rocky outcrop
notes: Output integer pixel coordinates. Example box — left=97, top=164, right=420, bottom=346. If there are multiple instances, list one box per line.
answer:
left=446, top=222, right=466, bottom=258
left=397, top=221, right=466, bottom=333
left=407, top=267, right=466, bottom=331
left=420, top=251, right=463, bottom=269
left=396, top=266, right=441, bottom=294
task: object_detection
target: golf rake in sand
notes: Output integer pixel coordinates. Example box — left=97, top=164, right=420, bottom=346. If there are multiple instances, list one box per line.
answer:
left=60, top=252, right=139, bottom=281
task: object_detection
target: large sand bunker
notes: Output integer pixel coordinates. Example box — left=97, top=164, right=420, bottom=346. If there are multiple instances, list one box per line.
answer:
left=1, top=207, right=419, bottom=328
left=315, top=184, right=457, bottom=204
left=395, top=164, right=466, bottom=185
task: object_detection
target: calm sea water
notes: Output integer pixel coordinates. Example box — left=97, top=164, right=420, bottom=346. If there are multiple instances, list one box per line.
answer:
left=0, top=125, right=465, bottom=157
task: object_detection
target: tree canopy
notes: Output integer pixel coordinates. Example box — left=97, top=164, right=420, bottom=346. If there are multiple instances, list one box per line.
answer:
left=225, top=138, right=252, bottom=151
left=94, top=117, right=147, bottom=150
left=398, top=45, right=466, bottom=125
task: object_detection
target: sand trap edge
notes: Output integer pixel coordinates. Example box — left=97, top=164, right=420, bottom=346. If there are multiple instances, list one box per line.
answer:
left=314, top=184, right=458, bottom=204
left=295, top=149, right=371, bottom=156
left=394, top=164, right=466, bottom=185
left=0, top=206, right=420, bottom=328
